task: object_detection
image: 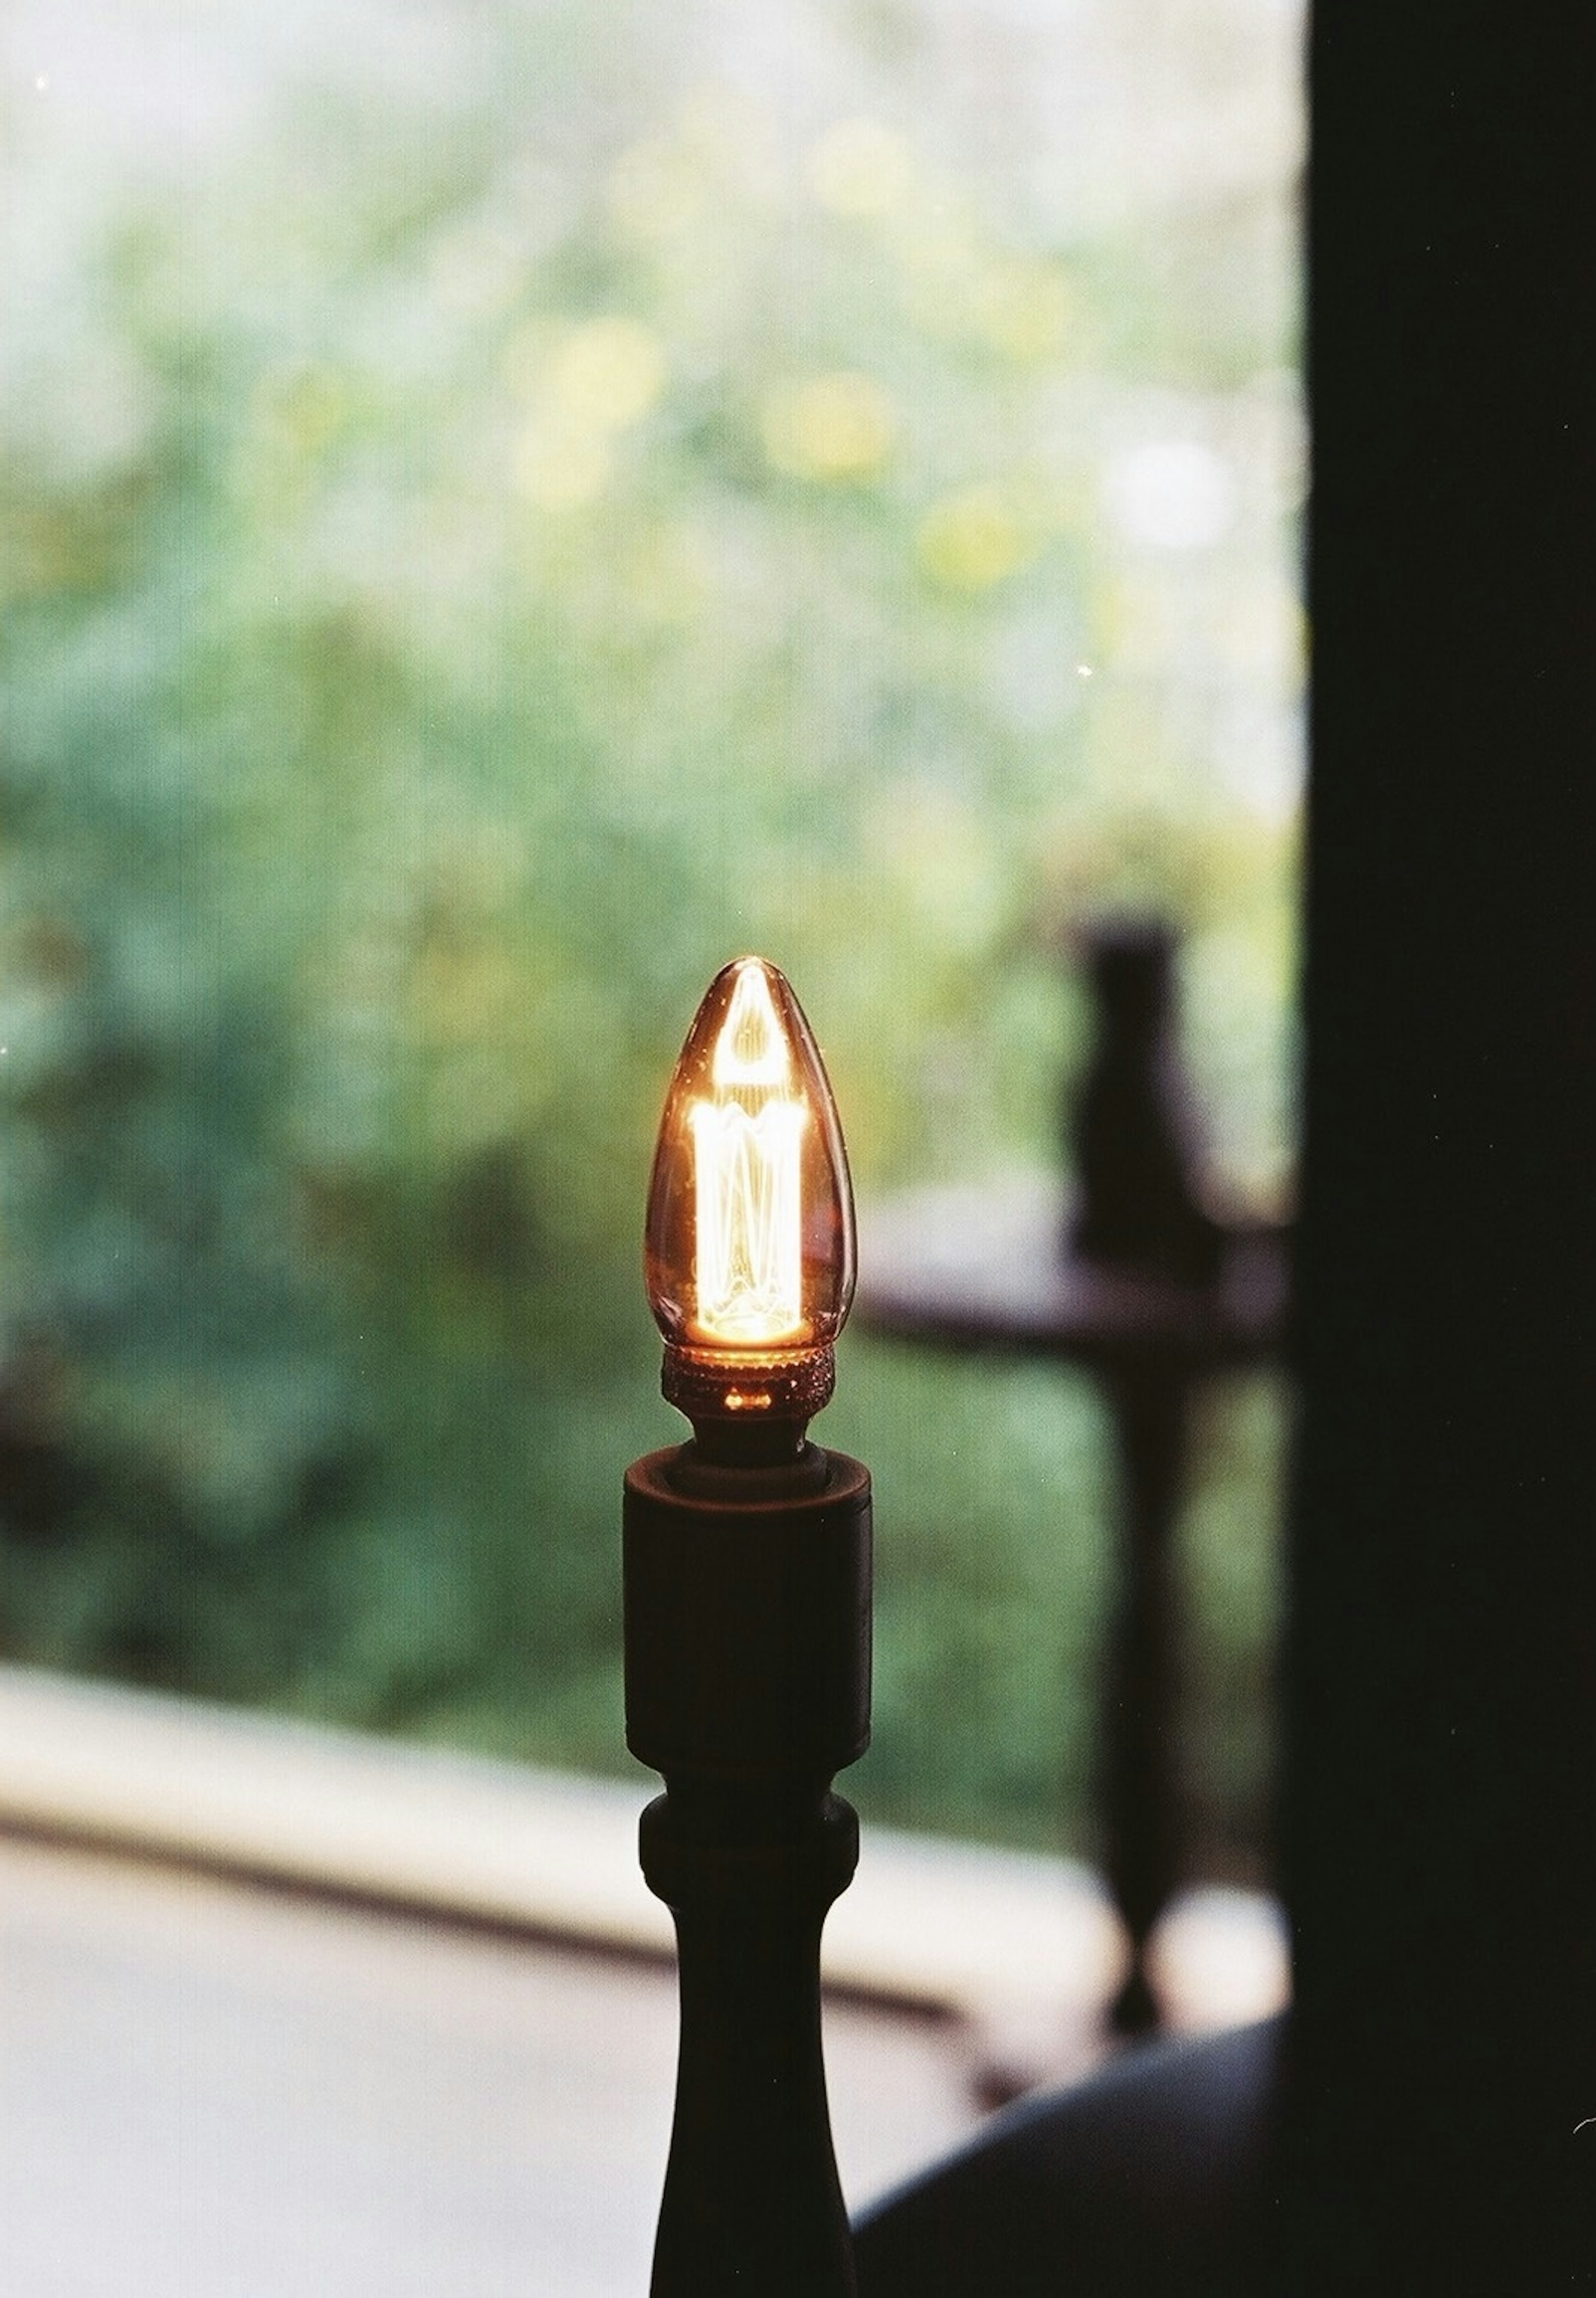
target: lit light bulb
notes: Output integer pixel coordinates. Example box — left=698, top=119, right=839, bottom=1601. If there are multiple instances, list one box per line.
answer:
left=645, top=956, right=856, bottom=1426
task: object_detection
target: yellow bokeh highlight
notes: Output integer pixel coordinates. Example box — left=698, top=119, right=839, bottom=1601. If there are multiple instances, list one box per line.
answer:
left=550, top=318, right=666, bottom=430
left=609, top=84, right=772, bottom=237
left=975, top=258, right=1074, bottom=362
left=512, top=416, right=613, bottom=511
left=916, top=486, right=1041, bottom=591
left=808, top=118, right=914, bottom=217
left=507, top=317, right=666, bottom=512
left=608, top=136, right=710, bottom=239
left=761, top=372, right=895, bottom=481
left=892, top=209, right=1075, bottom=363
left=897, top=216, right=985, bottom=337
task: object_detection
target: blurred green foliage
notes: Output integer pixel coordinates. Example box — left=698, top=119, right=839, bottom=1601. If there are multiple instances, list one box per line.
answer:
left=0, top=0, right=1299, bottom=1871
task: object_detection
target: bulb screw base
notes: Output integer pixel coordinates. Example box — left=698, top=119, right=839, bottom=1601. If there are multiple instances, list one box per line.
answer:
left=661, top=1341, right=835, bottom=1431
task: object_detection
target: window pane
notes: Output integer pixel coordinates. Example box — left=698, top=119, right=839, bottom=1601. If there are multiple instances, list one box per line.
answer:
left=1, top=0, right=1301, bottom=1872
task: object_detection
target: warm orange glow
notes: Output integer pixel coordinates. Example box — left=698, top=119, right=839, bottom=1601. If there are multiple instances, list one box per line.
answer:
left=645, top=956, right=855, bottom=1417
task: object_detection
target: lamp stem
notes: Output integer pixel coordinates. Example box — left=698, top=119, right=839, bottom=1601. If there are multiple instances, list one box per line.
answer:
left=641, top=1783, right=859, bottom=2297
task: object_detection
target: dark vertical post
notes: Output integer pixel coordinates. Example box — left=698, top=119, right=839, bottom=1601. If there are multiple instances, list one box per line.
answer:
left=1096, top=1365, right=1189, bottom=2034
left=1071, top=920, right=1220, bottom=2034
left=1282, top=3, right=1596, bottom=2287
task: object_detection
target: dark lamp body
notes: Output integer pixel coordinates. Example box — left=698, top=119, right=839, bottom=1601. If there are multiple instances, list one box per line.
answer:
left=624, top=1440, right=872, bottom=2298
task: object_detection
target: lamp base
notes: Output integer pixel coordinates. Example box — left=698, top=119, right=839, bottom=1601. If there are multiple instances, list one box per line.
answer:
left=623, top=1442, right=872, bottom=2298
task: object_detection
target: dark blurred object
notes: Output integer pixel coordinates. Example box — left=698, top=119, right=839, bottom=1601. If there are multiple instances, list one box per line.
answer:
left=855, top=2017, right=1281, bottom=2296
left=858, top=920, right=1289, bottom=2053
left=0, top=1342, right=80, bottom=1542
left=1069, top=919, right=1224, bottom=1289
left=1276, top=0, right=1596, bottom=2285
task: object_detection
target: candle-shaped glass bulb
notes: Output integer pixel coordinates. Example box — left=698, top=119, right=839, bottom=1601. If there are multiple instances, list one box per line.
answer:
left=645, top=956, right=855, bottom=1427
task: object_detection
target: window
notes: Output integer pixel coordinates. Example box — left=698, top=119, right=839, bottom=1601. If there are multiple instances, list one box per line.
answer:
left=2, top=0, right=1302, bottom=1881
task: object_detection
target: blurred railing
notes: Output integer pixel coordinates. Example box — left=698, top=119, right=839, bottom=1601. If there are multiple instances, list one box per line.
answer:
left=857, top=918, right=1290, bottom=2048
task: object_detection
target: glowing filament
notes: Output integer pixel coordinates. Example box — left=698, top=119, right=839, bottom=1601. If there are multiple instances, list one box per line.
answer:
left=691, top=962, right=808, bottom=1344
left=691, top=1099, right=807, bottom=1341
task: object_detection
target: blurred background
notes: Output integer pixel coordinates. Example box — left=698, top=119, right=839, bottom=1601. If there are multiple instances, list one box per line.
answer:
left=0, top=0, right=1301, bottom=1884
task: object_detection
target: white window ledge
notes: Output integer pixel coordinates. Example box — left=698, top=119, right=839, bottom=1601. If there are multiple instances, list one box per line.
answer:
left=0, top=1663, right=1287, bottom=2044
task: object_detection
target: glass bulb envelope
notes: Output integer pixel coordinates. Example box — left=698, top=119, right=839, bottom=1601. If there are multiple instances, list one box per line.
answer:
left=645, top=956, right=856, bottom=1421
